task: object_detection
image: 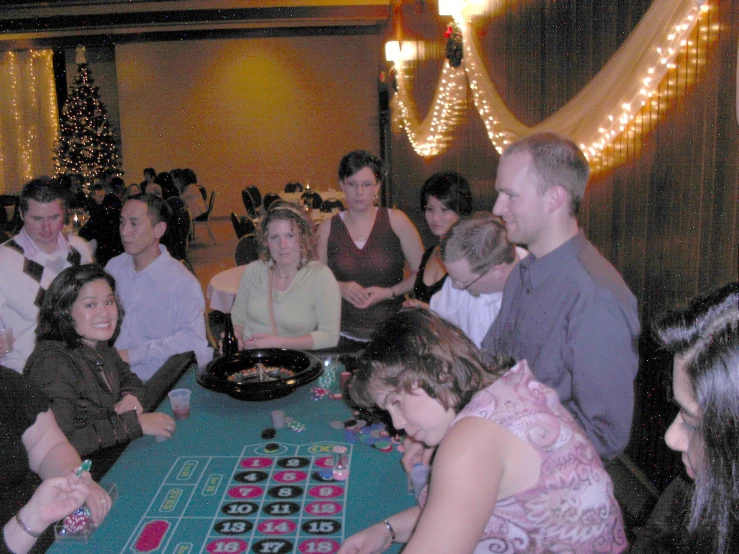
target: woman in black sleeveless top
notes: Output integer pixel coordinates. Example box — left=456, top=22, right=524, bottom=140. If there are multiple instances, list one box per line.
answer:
left=412, top=171, right=473, bottom=303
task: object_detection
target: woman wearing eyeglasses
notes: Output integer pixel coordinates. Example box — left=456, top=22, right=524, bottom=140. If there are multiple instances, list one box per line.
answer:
left=318, top=150, right=424, bottom=351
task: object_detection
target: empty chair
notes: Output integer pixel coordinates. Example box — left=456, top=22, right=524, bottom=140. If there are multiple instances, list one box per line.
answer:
left=193, top=190, right=216, bottom=244
left=234, top=234, right=259, bottom=266
left=320, top=198, right=345, bottom=213
left=301, top=191, right=322, bottom=209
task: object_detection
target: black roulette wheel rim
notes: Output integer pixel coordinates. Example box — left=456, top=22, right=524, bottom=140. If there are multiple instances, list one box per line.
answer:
left=197, top=348, right=323, bottom=401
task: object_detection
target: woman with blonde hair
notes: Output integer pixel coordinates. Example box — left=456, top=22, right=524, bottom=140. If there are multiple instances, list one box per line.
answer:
left=231, top=203, right=341, bottom=350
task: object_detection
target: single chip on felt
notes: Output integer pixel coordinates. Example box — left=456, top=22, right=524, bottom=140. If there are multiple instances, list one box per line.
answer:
left=261, top=428, right=276, bottom=439
left=330, top=420, right=345, bottom=429
left=264, top=442, right=279, bottom=452
left=330, top=393, right=343, bottom=400
left=354, top=419, right=367, bottom=428
left=375, top=440, right=390, bottom=450
left=313, top=470, right=335, bottom=482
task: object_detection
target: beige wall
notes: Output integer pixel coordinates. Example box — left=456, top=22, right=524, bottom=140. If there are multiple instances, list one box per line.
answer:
left=116, top=35, right=381, bottom=217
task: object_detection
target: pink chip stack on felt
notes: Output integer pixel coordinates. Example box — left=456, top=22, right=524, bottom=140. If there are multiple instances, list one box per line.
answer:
left=63, top=506, right=92, bottom=534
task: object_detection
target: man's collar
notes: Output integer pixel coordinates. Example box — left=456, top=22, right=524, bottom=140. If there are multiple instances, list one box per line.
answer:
left=133, top=243, right=166, bottom=273
left=523, top=231, right=586, bottom=289
left=14, top=227, right=69, bottom=259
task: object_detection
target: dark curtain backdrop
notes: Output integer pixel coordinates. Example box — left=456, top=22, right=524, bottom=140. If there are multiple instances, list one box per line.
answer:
left=388, top=0, right=738, bottom=490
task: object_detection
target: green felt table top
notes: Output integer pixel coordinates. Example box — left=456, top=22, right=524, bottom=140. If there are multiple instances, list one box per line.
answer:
left=47, top=358, right=414, bottom=554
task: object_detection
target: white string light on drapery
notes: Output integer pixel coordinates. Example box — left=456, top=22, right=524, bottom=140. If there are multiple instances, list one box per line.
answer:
left=386, top=40, right=467, bottom=157
left=389, top=0, right=711, bottom=170
left=0, top=49, right=59, bottom=193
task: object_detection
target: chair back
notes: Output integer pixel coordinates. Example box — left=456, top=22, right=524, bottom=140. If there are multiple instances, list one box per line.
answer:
left=263, top=192, right=281, bottom=212
left=230, top=212, right=242, bottom=238
left=301, top=191, right=322, bottom=209
left=235, top=234, right=259, bottom=266
left=239, top=216, right=256, bottom=236
left=195, top=191, right=215, bottom=222
left=284, top=182, right=304, bottom=193
left=166, top=196, right=185, bottom=213
left=320, top=198, right=345, bottom=213
left=164, top=207, right=192, bottom=261
left=0, top=194, right=21, bottom=235
left=242, top=186, right=262, bottom=218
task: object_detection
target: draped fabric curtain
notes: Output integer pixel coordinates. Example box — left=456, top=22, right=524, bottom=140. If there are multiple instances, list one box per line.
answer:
left=393, top=0, right=705, bottom=169
left=0, top=50, right=59, bottom=194
left=462, top=0, right=703, bottom=155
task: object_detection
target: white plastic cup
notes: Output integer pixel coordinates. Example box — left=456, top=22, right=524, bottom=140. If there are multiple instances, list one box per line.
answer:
left=271, top=410, right=286, bottom=429
left=410, top=463, right=430, bottom=500
left=168, top=389, right=192, bottom=420
left=0, top=327, right=13, bottom=354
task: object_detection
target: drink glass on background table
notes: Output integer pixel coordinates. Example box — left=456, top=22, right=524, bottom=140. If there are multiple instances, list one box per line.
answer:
left=168, top=388, right=192, bottom=420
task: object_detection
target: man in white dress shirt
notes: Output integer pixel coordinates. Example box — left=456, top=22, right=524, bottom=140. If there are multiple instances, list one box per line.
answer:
left=106, top=194, right=212, bottom=381
left=427, top=213, right=525, bottom=347
left=0, top=177, right=93, bottom=372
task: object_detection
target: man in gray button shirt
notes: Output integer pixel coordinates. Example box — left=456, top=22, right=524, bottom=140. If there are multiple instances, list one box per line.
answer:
left=482, top=132, right=640, bottom=460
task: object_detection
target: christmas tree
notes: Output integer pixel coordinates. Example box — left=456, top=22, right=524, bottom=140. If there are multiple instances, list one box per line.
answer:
left=53, top=46, right=122, bottom=185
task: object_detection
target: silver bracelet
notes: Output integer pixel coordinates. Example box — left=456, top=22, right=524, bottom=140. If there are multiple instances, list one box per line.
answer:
left=382, top=519, right=396, bottom=543
left=15, top=512, right=42, bottom=538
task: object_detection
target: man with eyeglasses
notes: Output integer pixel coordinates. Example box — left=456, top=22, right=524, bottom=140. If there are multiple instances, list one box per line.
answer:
left=405, top=213, right=526, bottom=348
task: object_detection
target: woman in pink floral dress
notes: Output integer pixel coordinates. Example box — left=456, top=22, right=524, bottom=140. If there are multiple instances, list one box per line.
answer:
left=338, top=309, right=626, bottom=554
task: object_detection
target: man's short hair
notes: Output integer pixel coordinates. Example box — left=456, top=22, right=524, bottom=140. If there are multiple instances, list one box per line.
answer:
left=144, top=167, right=156, bottom=180
left=503, top=132, right=590, bottom=215
left=19, top=176, right=68, bottom=215
left=127, top=193, right=170, bottom=228
left=440, top=213, right=515, bottom=275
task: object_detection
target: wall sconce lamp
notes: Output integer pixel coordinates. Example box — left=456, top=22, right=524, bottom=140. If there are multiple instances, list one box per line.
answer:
left=438, top=0, right=463, bottom=16
left=385, top=41, right=401, bottom=63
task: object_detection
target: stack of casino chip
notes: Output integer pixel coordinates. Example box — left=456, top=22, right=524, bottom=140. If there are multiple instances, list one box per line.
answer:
left=62, top=506, right=92, bottom=534
left=310, top=386, right=330, bottom=401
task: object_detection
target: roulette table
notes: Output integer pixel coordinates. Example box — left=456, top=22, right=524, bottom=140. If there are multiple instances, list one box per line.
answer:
left=47, top=356, right=414, bottom=554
